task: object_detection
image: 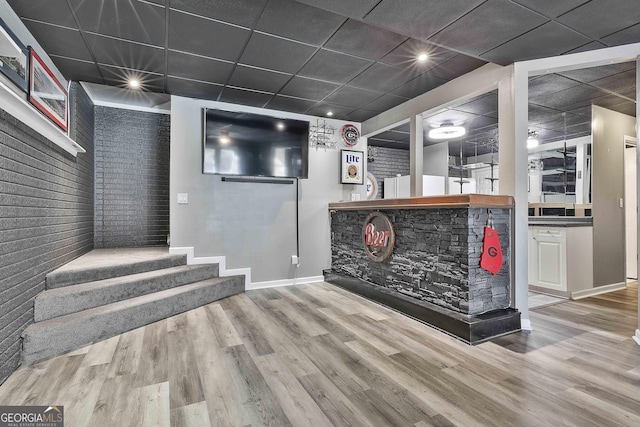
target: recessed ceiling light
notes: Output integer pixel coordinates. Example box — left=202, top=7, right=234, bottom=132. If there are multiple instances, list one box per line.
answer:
left=128, top=79, right=140, bottom=89
left=327, top=111, right=333, bottom=117
left=417, top=52, right=428, bottom=62
left=428, top=124, right=466, bottom=140
left=276, top=122, right=285, bottom=131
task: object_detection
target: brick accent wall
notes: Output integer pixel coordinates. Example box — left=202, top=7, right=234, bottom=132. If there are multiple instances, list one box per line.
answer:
left=331, top=208, right=511, bottom=315
left=94, top=107, right=170, bottom=248
left=367, top=146, right=410, bottom=199
left=0, top=83, right=94, bottom=383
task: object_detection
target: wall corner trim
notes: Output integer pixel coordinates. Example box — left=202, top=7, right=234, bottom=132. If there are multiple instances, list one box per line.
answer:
left=0, top=80, right=84, bottom=156
left=520, top=318, right=533, bottom=331
left=571, top=282, right=626, bottom=300
left=168, top=246, right=252, bottom=288
left=633, top=329, right=640, bottom=346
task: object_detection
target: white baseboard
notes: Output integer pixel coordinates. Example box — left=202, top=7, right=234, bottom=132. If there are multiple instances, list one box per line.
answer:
left=169, top=247, right=324, bottom=291
left=571, top=282, right=626, bottom=300
left=634, top=329, right=640, bottom=346
left=248, top=275, right=324, bottom=290
left=169, top=246, right=252, bottom=287
left=521, top=318, right=533, bottom=331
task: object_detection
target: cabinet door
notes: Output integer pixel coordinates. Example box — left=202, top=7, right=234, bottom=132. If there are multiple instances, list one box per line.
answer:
left=534, top=229, right=567, bottom=291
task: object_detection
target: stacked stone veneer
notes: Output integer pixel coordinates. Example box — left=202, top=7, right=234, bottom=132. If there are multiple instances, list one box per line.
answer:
left=331, top=208, right=511, bottom=315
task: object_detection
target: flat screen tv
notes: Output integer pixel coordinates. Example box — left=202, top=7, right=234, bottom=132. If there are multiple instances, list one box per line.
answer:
left=203, top=108, right=309, bottom=179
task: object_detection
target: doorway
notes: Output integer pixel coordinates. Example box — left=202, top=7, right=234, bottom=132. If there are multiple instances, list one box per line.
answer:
left=625, top=136, right=638, bottom=280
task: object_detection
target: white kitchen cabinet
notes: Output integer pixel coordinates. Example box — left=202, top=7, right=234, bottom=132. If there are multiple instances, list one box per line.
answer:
left=528, top=225, right=593, bottom=297
left=530, top=227, right=567, bottom=291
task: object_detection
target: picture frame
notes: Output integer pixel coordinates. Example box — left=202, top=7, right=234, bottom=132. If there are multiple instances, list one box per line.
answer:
left=0, top=17, right=28, bottom=92
left=340, top=149, right=364, bottom=185
left=28, top=47, right=68, bottom=132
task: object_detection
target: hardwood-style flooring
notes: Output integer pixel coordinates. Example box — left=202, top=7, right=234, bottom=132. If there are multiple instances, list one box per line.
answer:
left=0, top=282, right=638, bottom=426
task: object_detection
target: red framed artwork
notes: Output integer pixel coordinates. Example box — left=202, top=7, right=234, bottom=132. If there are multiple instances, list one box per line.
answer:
left=28, top=47, right=68, bottom=132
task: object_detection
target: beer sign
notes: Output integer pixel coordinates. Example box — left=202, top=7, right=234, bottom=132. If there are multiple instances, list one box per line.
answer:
left=362, top=211, right=395, bottom=262
left=340, top=150, right=364, bottom=184
left=341, top=124, right=360, bottom=146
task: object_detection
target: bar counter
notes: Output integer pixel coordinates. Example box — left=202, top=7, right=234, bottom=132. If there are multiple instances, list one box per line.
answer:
left=329, top=194, right=515, bottom=210
left=325, top=194, right=520, bottom=344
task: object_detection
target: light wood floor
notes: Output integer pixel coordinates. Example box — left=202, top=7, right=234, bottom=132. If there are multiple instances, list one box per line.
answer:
left=0, top=282, right=638, bottom=426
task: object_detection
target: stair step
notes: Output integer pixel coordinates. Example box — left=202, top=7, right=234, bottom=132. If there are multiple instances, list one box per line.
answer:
left=22, top=275, right=244, bottom=364
left=34, top=264, right=220, bottom=322
left=46, top=250, right=187, bottom=289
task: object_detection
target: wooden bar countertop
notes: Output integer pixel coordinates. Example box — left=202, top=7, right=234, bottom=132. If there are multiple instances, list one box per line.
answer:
left=329, top=194, right=515, bottom=210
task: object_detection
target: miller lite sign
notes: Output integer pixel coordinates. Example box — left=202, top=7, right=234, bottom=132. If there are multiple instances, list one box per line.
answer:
left=362, top=211, right=395, bottom=262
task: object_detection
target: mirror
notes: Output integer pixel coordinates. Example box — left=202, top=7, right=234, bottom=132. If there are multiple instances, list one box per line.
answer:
left=528, top=140, right=592, bottom=216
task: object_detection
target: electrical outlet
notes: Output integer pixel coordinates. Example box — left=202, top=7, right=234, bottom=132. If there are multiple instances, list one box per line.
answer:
left=177, top=193, right=189, bottom=204
left=350, top=193, right=361, bottom=201
left=291, top=255, right=299, bottom=265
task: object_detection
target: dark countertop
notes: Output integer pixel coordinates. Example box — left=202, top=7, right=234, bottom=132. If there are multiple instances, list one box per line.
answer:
left=528, top=217, right=593, bottom=227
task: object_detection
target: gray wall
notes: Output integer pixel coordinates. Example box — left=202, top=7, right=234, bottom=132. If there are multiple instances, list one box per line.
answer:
left=170, top=96, right=366, bottom=284
left=368, top=146, right=410, bottom=199
left=94, top=107, right=170, bottom=248
left=0, top=83, right=94, bottom=384
left=592, top=105, right=636, bottom=287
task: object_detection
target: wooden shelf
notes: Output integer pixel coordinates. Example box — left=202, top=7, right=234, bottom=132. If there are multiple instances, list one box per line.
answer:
left=0, top=79, right=84, bottom=156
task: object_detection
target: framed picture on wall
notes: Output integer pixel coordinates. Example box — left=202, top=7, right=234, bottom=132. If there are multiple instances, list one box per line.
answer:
left=0, top=17, right=28, bottom=92
left=28, top=47, right=68, bottom=132
left=340, top=149, right=364, bottom=185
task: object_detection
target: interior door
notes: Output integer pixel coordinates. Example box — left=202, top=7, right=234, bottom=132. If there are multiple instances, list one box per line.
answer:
left=625, top=143, right=637, bottom=279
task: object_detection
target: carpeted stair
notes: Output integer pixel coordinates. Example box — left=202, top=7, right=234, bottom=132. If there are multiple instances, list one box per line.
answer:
left=22, top=250, right=244, bottom=364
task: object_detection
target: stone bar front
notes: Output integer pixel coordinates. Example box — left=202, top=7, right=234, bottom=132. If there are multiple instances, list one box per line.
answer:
left=326, top=194, right=520, bottom=344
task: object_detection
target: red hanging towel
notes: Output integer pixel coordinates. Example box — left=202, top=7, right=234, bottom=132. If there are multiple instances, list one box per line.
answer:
left=480, top=225, right=502, bottom=275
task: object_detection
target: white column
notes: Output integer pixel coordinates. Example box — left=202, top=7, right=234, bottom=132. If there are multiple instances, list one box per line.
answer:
left=499, top=66, right=531, bottom=330
left=410, top=114, right=424, bottom=197
left=635, top=56, right=640, bottom=346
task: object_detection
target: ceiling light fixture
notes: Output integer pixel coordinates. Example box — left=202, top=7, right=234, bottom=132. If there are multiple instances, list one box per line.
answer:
left=128, top=79, right=140, bottom=89
left=417, top=52, right=429, bottom=62
left=276, top=122, right=285, bottom=131
left=327, top=111, right=333, bottom=117
left=219, top=130, right=230, bottom=144
left=428, top=124, right=466, bottom=140
left=527, top=130, right=539, bottom=149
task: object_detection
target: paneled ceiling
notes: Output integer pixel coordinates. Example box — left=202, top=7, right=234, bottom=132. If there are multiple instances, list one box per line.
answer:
left=7, top=0, right=639, bottom=128
left=369, top=60, right=636, bottom=155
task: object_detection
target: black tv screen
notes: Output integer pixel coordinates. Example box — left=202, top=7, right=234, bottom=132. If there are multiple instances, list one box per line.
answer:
left=203, top=108, right=309, bottom=179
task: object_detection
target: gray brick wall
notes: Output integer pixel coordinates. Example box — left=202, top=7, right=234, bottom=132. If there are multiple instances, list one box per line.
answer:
left=0, top=82, right=94, bottom=384
left=331, top=208, right=511, bottom=315
left=94, top=107, right=170, bottom=248
left=367, top=146, right=410, bottom=199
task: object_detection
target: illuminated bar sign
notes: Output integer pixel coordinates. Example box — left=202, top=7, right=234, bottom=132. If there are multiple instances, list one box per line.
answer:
left=362, top=211, right=395, bottom=262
